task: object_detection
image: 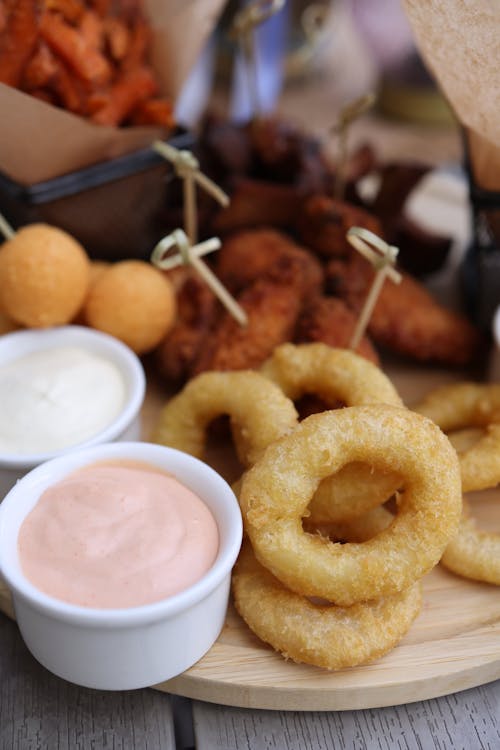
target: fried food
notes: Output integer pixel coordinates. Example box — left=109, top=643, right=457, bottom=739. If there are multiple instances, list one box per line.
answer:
left=295, top=195, right=383, bottom=260
left=0, top=0, right=174, bottom=129
left=327, top=252, right=482, bottom=366
left=305, top=505, right=395, bottom=544
left=260, top=343, right=403, bottom=524
left=232, top=542, right=422, bottom=670
left=212, top=178, right=305, bottom=234
left=0, top=0, right=39, bottom=87
left=0, top=223, right=90, bottom=327
left=294, top=295, right=379, bottom=364
left=239, top=405, right=462, bottom=605
left=83, top=260, right=176, bottom=354
left=440, top=497, right=500, bottom=586
left=156, top=272, right=218, bottom=385
left=414, top=383, right=500, bottom=492
left=260, top=343, right=401, bottom=411
left=153, top=370, right=298, bottom=468
left=192, top=257, right=307, bottom=374
left=215, top=228, right=324, bottom=296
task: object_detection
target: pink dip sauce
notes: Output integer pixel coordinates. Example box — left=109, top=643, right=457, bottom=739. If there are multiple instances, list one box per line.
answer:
left=18, top=461, right=219, bottom=608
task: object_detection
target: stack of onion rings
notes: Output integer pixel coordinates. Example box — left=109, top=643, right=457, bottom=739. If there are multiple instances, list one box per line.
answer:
left=239, top=405, right=462, bottom=606
left=415, top=382, right=500, bottom=586
left=260, top=343, right=404, bottom=523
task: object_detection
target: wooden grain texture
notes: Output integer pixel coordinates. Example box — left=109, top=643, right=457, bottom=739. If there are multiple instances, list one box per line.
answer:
left=191, top=681, right=500, bottom=750
left=0, top=613, right=176, bottom=750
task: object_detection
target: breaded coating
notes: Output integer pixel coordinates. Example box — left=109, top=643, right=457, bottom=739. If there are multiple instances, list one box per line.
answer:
left=212, top=178, right=304, bottom=234
left=216, top=228, right=324, bottom=296
left=296, top=194, right=383, bottom=259
left=295, top=295, right=379, bottom=364
left=155, top=272, right=218, bottom=384
left=327, top=253, right=483, bottom=366
left=192, top=258, right=305, bottom=374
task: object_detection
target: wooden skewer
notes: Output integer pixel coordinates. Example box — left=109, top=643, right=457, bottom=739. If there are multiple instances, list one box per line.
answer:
left=151, top=229, right=248, bottom=327
left=153, top=141, right=229, bottom=245
left=0, top=212, right=15, bottom=241
left=346, top=226, right=402, bottom=350
left=330, top=92, right=376, bottom=201
left=230, top=0, right=286, bottom=119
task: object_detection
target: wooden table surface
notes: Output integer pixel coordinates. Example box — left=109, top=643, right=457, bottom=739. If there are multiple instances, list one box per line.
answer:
left=2, top=31, right=500, bottom=748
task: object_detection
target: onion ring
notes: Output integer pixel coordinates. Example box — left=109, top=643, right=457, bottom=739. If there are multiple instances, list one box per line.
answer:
left=239, top=405, right=462, bottom=605
left=260, top=343, right=404, bottom=523
left=414, top=382, right=500, bottom=492
left=304, top=505, right=395, bottom=544
left=440, top=497, right=500, bottom=585
left=153, top=370, right=298, bottom=467
left=232, top=542, right=422, bottom=670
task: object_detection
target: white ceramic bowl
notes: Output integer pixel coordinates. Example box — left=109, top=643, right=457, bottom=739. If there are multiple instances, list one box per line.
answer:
left=0, top=441, right=242, bottom=690
left=0, top=325, right=145, bottom=497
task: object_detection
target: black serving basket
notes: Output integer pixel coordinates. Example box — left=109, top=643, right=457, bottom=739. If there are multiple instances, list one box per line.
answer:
left=0, top=130, right=194, bottom=262
left=461, top=139, right=500, bottom=332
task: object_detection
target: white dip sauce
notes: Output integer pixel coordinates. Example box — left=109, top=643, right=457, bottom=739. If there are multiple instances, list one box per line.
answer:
left=0, top=346, right=126, bottom=455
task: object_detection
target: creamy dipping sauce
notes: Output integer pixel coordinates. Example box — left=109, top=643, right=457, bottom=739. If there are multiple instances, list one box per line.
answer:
left=0, top=346, right=126, bottom=455
left=18, top=461, right=219, bottom=608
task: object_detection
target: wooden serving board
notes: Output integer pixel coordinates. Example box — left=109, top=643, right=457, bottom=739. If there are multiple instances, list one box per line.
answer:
left=1, top=362, right=499, bottom=711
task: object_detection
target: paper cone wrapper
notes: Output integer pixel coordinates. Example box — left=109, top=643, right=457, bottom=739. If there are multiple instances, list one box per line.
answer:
left=402, top=0, right=500, bottom=191
left=0, top=0, right=226, bottom=185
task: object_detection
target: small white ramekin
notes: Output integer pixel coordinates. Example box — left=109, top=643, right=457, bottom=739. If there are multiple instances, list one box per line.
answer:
left=0, top=325, right=146, bottom=497
left=0, top=441, right=242, bottom=690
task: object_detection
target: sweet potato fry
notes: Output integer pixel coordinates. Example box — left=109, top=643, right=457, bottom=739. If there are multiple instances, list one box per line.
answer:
left=121, top=17, right=149, bottom=71
left=51, top=56, right=86, bottom=113
left=78, top=9, right=104, bottom=51
left=22, top=41, right=58, bottom=90
left=90, top=65, right=157, bottom=126
left=45, top=0, right=85, bottom=24
left=104, top=16, right=129, bottom=60
left=40, top=10, right=111, bottom=86
left=129, top=97, right=174, bottom=128
left=0, top=0, right=38, bottom=87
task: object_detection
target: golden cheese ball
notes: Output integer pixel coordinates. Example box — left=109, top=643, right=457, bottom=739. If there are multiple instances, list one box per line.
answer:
left=0, top=223, right=90, bottom=328
left=84, top=260, right=176, bottom=354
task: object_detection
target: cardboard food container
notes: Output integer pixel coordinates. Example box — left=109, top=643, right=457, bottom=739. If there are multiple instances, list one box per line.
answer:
left=0, top=0, right=226, bottom=260
left=402, top=0, right=500, bottom=328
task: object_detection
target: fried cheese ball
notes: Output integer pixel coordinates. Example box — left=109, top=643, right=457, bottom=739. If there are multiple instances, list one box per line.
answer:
left=0, top=224, right=90, bottom=327
left=84, top=260, right=176, bottom=354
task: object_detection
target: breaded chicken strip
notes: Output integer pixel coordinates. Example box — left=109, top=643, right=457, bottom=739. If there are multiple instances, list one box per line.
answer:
left=192, top=256, right=306, bottom=374
left=156, top=272, right=218, bottom=384
left=215, top=228, right=324, bottom=296
left=296, top=194, right=383, bottom=260
left=326, top=254, right=483, bottom=366
left=295, top=295, right=380, bottom=365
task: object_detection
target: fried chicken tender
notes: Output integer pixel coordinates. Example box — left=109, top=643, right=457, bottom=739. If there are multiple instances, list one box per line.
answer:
left=215, top=228, right=324, bottom=296
left=295, top=194, right=383, bottom=260
left=327, top=253, right=482, bottom=366
left=192, top=257, right=306, bottom=374
left=212, top=178, right=304, bottom=234
left=155, top=271, right=218, bottom=384
left=295, top=295, right=380, bottom=365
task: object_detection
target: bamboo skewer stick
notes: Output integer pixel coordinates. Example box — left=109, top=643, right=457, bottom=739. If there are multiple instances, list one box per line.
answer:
left=153, top=141, right=229, bottom=246
left=330, top=93, right=376, bottom=201
left=230, top=0, right=286, bottom=120
left=0, top=212, right=15, bottom=241
left=151, top=229, right=248, bottom=327
left=346, top=226, right=402, bottom=350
